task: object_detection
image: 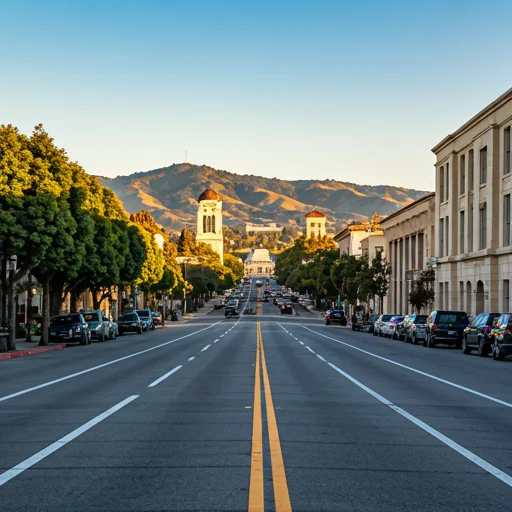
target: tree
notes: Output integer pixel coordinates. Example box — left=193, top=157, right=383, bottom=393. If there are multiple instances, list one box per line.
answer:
left=409, top=268, right=435, bottom=313
left=223, top=253, right=244, bottom=282
left=329, top=254, right=365, bottom=305
left=178, top=228, right=195, bottom=256
left=356, top=253, right=392, bottom=313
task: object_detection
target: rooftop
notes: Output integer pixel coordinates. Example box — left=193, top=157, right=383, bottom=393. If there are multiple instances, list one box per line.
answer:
left=305, top=209, right=326, bottom=218
left=198, top=188, right=221, bottom=202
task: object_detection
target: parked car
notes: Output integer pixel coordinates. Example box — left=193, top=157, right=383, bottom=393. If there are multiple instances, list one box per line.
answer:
left=462, top=312, right=501, bottom=356
left=82, top=310, right=110, bottom=342
left=401, top=314, right=428, bottom=344
left=118, top=312, right=143, bottom=335
left=374, top=314, right=394, bottom=337
left=49, top=313, right=91, bottom=345
left=325, top=308, right=346, bottom=325
left=136, top=309, right=155, bottom=331
left=381, top=316, right=405, bottom=339
left=492, top=315, right=512, bottom=361
left=424, top=310, right=469, bottom=348
left=152, top=311, right=164, bottom=327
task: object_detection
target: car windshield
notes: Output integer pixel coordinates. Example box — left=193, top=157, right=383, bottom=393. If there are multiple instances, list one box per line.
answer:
left=415, top=316, right=428, bottom=324
left=381, top=315, right=393, bottom=321
left=136, top=310, right=149, bottom=318
left=121, top=314, right=138, bottom=321
left=82, top=312, right=99, bottom=322
left=437, top=312, right=468, bottom=324
left=50, top=314, right=80, bottom=326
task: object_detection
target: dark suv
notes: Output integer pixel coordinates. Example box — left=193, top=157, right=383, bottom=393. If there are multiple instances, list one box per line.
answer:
left=462, top=312, right=501, bottom=357
left=424, top=310, right=469, bottom=348
left=49, top=313, right=91, bottom=345
left=325, top=308, right=346, bottom=325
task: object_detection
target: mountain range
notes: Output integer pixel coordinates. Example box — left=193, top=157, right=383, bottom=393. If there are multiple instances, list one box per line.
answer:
left=98, top=163, right=430, bottom=233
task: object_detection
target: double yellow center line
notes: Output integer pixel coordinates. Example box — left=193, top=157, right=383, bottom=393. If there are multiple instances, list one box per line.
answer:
left=249, top=322, right=292, bottom=511
left=256, top=288, right=262, bottom=315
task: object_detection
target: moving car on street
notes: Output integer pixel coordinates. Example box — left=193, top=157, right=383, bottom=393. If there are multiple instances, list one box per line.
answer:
left=225, top=305, right=239, bottom=317
left=280, top=302, right=293, bottom=314
left=424, top=310, right=469, bottom=348
left=462, top=312, right=501, bottom=356
left=82, top=310, right=110, bottom=342
left=325, top=308, right=346, bottom=325
left=49, top=313, right=91, bottom=345
left=118, top=312, right=143, bottom=335
left=152, top=311, right=164, bottom=327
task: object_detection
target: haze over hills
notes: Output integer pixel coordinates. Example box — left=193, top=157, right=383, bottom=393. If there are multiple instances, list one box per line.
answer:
left=98, top=164, right=430, bottom=233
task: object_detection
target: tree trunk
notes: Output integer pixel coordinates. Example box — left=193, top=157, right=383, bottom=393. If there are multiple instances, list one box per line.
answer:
left=0, top=257, right=6, bottom=327
left=39, top=275, right=51, bottom=346
left=70, top=290, right=78, bottom=313
left=25, top=276, right=33, bottom=343
left=50, top=288, right=63, bottom=317
left=6, top=281, right=16, bottom=351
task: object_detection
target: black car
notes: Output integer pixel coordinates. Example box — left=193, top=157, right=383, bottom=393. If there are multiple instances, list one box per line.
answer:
left=462, top=312, right=501, bottom=357
left=424, top=310, right=469, bottom=348
left=136, top=309, right=155, bottom=331
left=225, top=306, right=239, bottom=317
left=325, top=308, right=346, bottom=325
left=118, top=312, right=143, bottom=335
left=281, top=303, right=293, bottom=315
left=49, top=313, right=91, bottom=345
left=492, top=316, right=512, bottom=361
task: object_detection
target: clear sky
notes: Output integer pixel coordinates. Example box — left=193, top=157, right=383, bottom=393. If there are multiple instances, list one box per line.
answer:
left=2, top=0, right=512, bottom=191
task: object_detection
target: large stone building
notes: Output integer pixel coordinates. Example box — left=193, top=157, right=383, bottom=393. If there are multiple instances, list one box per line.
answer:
left=244, top=249, right=274, bottom=276
left=305, top=209, right=327, bottom=238
left=380, top=193, right=435, bottom=315
left=196, top=188, right=224, bottom=264
left=432, top=87, right=512, bottom=316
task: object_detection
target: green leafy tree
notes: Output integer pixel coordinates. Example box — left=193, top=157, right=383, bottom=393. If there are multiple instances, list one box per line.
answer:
left=178, top=228, right=195, bottom=256
left=223, top=253, right=244, bottom=282
left=409, top=268, right=435, bottom=313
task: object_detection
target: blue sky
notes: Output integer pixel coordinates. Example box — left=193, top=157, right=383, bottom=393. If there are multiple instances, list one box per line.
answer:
left=1, top=0, right=512, bottom=190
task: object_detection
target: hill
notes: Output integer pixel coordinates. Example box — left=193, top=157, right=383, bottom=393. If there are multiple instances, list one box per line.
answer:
left=98, top=163, right=430, bottom=233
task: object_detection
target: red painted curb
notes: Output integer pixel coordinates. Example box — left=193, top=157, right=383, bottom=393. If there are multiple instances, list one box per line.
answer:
left=0, top=344, right=66, bottom=361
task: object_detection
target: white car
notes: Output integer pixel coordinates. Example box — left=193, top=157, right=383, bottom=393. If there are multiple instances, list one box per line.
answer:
left=381, top=316, right=405, bottom=339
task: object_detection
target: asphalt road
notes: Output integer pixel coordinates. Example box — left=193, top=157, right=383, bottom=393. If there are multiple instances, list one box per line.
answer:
left=1, top=280, right=511, bottom=511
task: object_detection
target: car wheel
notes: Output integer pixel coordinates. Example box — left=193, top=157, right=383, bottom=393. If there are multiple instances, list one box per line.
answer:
left=325, top=320, right=330, bottom=325
left=110, top=330, right=116, bottom=340
left=492, top=345, right=504, bottom=361
left=137, top=327, right=143, bottom=334
left=411, top=334, right=417, bottom=345
left=79, top=336, right=87, bottom=346
left=392, top=332, right=397, bottom=340
left=99, top=331, right=106, bottom=342
left=462, top=337, right=471, bottom=355
left=373, top=329, right=377, bottom=336
left=477, top=338, right=489, bottom=357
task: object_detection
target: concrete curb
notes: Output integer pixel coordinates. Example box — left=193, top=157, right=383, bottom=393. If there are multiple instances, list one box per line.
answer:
left=0, top=344, right=66, bottom=361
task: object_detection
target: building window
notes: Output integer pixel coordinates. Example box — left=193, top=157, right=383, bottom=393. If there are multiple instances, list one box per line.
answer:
left=446, top=163, right=449, bottom=200
left=310, top=223, right=315, bottom=227
left=504, top=194, right=511, bottom=246
left=439, top=166, right=445, bottom=202
left=459, top=281, right=464, bottom=310
left=439, top=282, right=444, bottom=309
left=439, top=218, right=444, bottom=257
left=418, top=233, right=424, bottom=269
left=468, top=203, right=474, bottom=252
left=362, top=248, right=369, bottom=258
left=212, top=215, right=216, bottom=234
left=445, top=216, right=449, bottom=256
left=375, top=246, right=383, bottom=257
left=504, top=280, right=510, bottom=313
left=411, top=235, right=416, bottom=269
left=469, top=149, right=474, bottom=191
left=480, top=146, right=487, bottom=185
left=460, top=154, right=465, bottom=194
left=505, top=127, right=511, bottom=175
left=479, top=203, right=487, bottom=250
left=460, top=210, right=465, bottom=253
left=445, top=281, right=449, bottom=309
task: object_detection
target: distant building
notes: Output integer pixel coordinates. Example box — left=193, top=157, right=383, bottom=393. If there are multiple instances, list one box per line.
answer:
left=380, top=193, right=435, bottom=315
left=245, top=222, right=282, bottom=233
left=305, top=209, right=327, bottom=238
left=244, top=249, right=275, bottom=276
left=196, top=188, right=224, bottom=264
left=333, top=214, right=384, bottom=258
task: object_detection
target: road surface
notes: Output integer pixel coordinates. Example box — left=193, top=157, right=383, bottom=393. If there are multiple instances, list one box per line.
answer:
left=1, top=280, right=511, bottom=511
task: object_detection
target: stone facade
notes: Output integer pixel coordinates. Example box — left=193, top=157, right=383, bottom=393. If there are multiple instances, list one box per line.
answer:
left=431, top=87, right=512, bottom=316
left=196, top=189, right=224, bottom=264
left=380, top=193, right=435, bottom=315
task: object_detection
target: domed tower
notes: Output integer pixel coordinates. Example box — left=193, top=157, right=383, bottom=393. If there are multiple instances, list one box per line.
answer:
left=305, top=209, right=327, bottom=238
left=196, top=188, right=224, bottom=264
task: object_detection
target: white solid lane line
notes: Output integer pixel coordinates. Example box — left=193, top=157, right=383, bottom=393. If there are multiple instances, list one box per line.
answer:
left=305, top=346, right=315, bottom=354
left=327, top=362, right=512, bottom=488
left=301, top=325, right=512, bottom=410
left=201, top=344, right=211, bottom=352
left=188, top=356, right=195, bottom=361
left=0, top=395, right=139, bottom=487
left=0, top=322, right=224, bottom=404
left=148, top=365, right=183, bottom=387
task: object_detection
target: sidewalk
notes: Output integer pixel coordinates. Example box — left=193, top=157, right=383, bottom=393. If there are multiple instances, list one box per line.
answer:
left=0, top=336, right=67, bottom=360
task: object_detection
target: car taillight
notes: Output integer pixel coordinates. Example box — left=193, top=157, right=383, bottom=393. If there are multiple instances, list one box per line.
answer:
left=431, top=324, right=436, bottom=331
left=390, top=322, right=395, bottom=327
left=412, top=325, right=416, bottom=331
